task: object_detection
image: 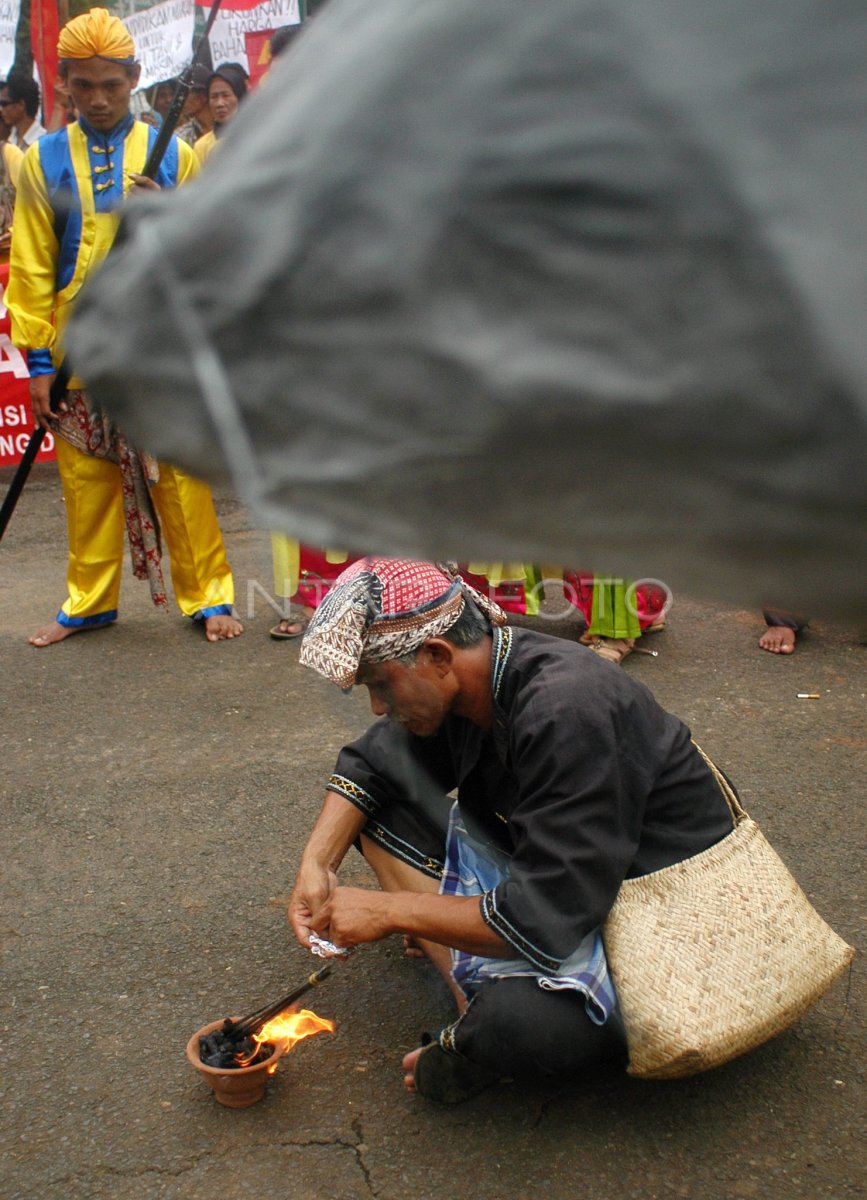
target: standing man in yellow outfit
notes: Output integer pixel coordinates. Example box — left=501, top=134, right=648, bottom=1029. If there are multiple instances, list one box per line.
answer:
left=6, top=8, right=243, bottom=647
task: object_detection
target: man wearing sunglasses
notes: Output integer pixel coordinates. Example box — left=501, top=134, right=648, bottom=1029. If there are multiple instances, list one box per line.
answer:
left=0, top=72, right=46, bottom=149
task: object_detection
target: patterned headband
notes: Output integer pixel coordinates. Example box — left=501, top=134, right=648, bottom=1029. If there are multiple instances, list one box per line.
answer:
left=299, top=557, right=507, bottom=689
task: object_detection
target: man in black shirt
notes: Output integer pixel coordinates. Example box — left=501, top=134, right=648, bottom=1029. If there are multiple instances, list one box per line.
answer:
left=290, top=558, right=733, bottom=1102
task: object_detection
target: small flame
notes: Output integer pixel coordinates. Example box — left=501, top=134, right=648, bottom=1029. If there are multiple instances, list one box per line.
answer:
left=235, top=1008, right=334, bottom=1067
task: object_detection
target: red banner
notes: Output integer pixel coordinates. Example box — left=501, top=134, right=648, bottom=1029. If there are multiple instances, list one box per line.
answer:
left=30, top=0, right=60, bottom=128
left=196, top=0, right=270, bottom=12
left=0, top=263, right=56, bottom=467
left=244, top=29, right=274, bottom=89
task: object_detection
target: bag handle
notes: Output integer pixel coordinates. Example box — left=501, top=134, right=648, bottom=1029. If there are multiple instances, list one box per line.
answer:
left=691, top=741, right=748, bottom=824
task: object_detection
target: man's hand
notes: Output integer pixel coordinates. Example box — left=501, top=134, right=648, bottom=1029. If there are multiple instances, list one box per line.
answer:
left=313, top=883, right=513, bottom=960
left=30, top=373, right=65, bottom=431
left=286, top=790, right=368, bottom=950
left=311, top=886, right=396, bottom=950
left=288, top=863, right=338, bottom=950
left=126, top=173, right=161, bottom=195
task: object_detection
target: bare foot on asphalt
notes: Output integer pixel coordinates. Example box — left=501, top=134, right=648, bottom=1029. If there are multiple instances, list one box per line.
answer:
left=402, top=1046, right=424, bottom=1093
left=204, top=613, right=244, bottom=641
left=759, top=626, right=796, bottom=654
left=29, top=620, right=113, bottom=648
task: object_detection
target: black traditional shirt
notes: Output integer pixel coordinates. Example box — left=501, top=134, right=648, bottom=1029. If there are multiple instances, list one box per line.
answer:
left=329, top=626, right=733, bottom=972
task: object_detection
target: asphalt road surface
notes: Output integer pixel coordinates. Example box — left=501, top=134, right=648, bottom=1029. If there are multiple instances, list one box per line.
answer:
left=2, top=465, right=863, bottom=1200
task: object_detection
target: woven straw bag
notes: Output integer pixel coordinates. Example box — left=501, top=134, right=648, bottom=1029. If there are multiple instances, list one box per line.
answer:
left=603, top=745, right=855, bottom=1080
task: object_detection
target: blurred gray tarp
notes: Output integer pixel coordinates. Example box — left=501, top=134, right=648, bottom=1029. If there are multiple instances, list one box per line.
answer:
left=66, top=0, right=867, bottom=615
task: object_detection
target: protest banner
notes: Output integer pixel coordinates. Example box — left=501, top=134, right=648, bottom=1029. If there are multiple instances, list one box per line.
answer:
left=0, top=0, right=20, bottom=79
left=197, top=0, right=299, bottom=75
left=126, top=0, right=197, bottom=92
left=0, top=264, right=55, bottom=468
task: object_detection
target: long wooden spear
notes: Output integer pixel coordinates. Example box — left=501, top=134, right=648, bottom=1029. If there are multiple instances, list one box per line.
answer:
left=0, top=0, right=224, bottom=544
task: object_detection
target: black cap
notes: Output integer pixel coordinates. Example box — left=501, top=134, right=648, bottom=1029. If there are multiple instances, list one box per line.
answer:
left=189, top=64, right=210, bottom=93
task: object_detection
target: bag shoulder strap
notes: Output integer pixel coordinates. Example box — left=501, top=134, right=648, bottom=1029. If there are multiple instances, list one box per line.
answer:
left=691, top=741, right=748, bottom=823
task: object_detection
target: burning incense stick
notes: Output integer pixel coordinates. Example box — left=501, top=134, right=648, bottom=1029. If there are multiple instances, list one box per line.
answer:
left=231, top=964, right=334, bottom=1040
left=198, top=965, right=336, bottom=1070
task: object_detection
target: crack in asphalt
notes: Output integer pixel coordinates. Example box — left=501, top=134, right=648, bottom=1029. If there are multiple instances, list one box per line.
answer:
left=30, top=1133, right=376, bottom=1192
left=351, top=1116, right=378, bottom=1196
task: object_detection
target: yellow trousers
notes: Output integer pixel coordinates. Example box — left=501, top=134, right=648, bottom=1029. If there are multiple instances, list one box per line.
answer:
left=56, top=437, right=234, bottom=626
left=269, top=535, right=350, bottom=600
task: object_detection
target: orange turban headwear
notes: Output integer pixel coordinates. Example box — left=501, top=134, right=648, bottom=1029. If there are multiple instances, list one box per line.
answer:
left=58, top=7, right=135, bottom=62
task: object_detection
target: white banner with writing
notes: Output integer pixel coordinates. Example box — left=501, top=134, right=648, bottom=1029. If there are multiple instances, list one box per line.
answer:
left=208, top=0, right=299, bottom=74
left=125, top=0, right=196, bottom=91
left=0, top=0, right=21, bottom=79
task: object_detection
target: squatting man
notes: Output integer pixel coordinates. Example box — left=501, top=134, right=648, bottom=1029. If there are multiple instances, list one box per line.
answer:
left=288, top=558, right=733, bottom=1103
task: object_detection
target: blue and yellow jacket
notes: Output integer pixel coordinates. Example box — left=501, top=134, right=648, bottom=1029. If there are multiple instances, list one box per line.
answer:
left=6, top=113, right=199, bottom=387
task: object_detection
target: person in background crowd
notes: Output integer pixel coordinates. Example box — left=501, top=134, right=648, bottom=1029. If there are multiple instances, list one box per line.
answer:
left=5, top=7, right=243, bottom=646
left=146, top=77, right=176, bottom=125
left=457, top=564, right=544, bottom=619
left=194, top=63, right=249, bottom=164
left=0, top=76, right=29, bottom=271
left=562, top=573, right=668, bottom=664
left=0, top=134, right=23, bottom=260
left=268, top=24, right=303, bottom=63
left=269, top=545, right=363, bottom=639
left=0, top=72, right=46, bottom=149
left=457, top=567, right=667, bottom=666
left=758, top=608, right=809, bottom=655
left=175, top=65, right=213, bottom=145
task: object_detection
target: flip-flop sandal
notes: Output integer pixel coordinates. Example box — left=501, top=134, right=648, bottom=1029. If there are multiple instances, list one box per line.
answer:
left=412, top=1042, right=498, bottom=1104
left=269, top=618, right=308, bottom=640
left=588, top=637, right=635, bottom=664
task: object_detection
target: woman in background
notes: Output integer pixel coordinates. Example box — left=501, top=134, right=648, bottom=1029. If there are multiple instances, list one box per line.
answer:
left=194, top=63, right=249, bottom=164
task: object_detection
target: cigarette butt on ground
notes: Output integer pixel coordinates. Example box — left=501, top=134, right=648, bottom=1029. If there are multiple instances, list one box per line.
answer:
left=796, top=693, right=821, bottom=699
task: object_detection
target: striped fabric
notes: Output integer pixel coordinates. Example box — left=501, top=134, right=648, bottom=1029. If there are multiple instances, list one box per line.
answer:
left=440, top=803, right=617, bottom=1026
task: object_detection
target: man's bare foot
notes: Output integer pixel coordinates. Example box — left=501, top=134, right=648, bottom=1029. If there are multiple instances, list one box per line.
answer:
left=29, top=620, right=113, bottom=648
left=759, top=626, right=796, bottom=654
left=402, top=1046, right=424, bottom=1093
left=204, top=613, right=244, bottom=642
left=401, top=1042, right=497, bottom=1102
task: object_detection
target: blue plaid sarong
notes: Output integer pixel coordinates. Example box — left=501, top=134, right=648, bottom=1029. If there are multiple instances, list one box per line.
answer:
left=440, top=803, right=617, bottom=1025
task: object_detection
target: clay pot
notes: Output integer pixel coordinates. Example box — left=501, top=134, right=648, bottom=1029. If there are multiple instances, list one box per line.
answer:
left=185, top=1018, right=285, bottom=1108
